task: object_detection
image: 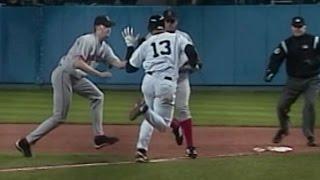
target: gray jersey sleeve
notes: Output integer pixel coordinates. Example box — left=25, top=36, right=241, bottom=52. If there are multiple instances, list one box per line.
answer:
left=101, top=43, right=121, bottom=65
left=102, top=43, right=120, bottom=61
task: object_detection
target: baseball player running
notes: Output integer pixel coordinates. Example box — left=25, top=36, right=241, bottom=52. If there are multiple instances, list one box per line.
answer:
left=121, top=10, right=200, bottom=160
left=15, top=15, right=127, bottom=157
left=124, top=14, right=200, bottom=162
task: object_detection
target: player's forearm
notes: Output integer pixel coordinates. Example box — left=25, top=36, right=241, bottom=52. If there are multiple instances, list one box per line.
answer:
left=267, top=56, right=285, bottom=75
left=73, top=58, right=102, bottom=77
left=125, top=47, right=135, bottom=60
left=108, top=58, right=127, bottom=69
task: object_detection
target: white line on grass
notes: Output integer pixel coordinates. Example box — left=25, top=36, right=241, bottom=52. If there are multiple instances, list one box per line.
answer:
left=0, top=153, right=254, bottom=173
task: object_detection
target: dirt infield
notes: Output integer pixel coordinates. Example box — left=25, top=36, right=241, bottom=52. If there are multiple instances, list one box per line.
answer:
left=0, top=124, right=319, bottom=158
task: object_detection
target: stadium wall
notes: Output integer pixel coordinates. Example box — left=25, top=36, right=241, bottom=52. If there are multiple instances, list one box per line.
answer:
left=1, top=5, right=320, bottom=86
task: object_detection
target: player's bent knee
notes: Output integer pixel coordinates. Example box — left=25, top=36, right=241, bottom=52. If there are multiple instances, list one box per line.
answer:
left=99, top=91, right=104, bottom=100
left=95, top=91, right=104, bottom=100
left=90, top=93, right=104, bottom=105
left=89, top=89, right=104, bottom=101
left=175, top=106, right=191, bottom=119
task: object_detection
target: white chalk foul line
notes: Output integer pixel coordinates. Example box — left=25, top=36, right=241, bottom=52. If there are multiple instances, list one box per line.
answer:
left=0, top=153, right=253, bottom=173
left=0, top=157, right=186, bottom=173
left=0, top=161, right=132, bottom=173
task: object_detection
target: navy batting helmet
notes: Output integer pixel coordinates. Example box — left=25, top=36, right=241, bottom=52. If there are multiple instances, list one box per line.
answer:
left=148, top=14, right=165, bottom=32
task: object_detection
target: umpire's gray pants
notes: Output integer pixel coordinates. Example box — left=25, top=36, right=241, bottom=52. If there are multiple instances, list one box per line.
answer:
left=26, top=67, right=104, bottom=144
left=277, top=75, right=320, bottom=138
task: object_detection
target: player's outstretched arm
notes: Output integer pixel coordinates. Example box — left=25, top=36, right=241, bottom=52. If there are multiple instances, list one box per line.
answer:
left=74, top=58, right=112, bottom=78
left=108, top=58, right=127, bottom=69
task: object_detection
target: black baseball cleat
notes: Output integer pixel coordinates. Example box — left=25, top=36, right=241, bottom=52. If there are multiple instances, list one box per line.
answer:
left=15, top=138, right=32, bottom=157
left=307, top=136, right=317, bottom=147
left=129, top=98, right=148, bottom=121
left=272, top=129, right=289, bottom=144
left=135, top=148, right=149, bottom=163
left=94, top=135, right=119, bottom=149
left=186, top=146, right=198, bottom=159
left=172, top=126, right=183, bottom=146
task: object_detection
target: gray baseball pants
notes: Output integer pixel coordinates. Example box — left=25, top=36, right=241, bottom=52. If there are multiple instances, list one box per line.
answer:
left=26, top=66, right=104, bottom=144
left=277, top=75, right=320, bottom=138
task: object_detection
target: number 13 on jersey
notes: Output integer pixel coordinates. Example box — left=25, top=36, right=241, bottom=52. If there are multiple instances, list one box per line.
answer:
left=151, top=40, right=171, bottom=57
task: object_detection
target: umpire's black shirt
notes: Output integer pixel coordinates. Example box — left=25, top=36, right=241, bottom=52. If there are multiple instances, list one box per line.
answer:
left=267, top=33, right=320, bottom=78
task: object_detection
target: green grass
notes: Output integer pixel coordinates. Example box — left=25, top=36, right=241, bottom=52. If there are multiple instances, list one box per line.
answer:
left=0, top=89, right=319, bottom=126
left=0, top=153, right=130, bottom=169
left=0, top=88, right=319, bottom=179
left=0, top=153, right=319, bottom=180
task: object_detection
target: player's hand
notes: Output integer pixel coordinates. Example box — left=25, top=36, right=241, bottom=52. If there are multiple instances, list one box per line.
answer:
left=121, top=27, right=140, bottom=47
left=98, top=71, right=112, bottom=78
left=264, top=70, right=274, bottom=82
left=118, top=61, right=127, bottom=69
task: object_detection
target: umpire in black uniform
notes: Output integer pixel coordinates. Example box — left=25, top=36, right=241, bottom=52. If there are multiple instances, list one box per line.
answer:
left=265, top=16, right=320, bottom=146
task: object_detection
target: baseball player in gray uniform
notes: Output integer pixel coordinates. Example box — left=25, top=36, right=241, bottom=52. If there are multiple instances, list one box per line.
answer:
left=15, top=15, right=127, bottom=157
left=163, top=9, right=200, bottom=158
left=124, top=14, right=200, bottom=162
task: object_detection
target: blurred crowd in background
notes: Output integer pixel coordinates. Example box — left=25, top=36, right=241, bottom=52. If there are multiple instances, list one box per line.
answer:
left=0, top=0, right=319, bottom=6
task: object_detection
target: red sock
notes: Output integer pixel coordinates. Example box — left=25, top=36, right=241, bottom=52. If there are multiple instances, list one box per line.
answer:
left=180, top=118, right=193, bottom=147
left=170, top=118, right=180, bottom=129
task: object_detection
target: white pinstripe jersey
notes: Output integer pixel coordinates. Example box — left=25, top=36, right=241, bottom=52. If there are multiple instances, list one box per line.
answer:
left=129, top=32, right=192, bottom=79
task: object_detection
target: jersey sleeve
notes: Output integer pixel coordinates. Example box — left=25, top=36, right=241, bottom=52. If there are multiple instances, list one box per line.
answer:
left=312, top=36, right=320, bottom=66
left=180, top=31, right=194, bottom=45
left=178, top=31, right=195, bottom=67
left=178, top=34, right=192, bottom=52
left=266, top=41, right=287, bottom=74
left=129, top=43, right=145, bottom=68
left=102, top=43, right=120, bottom=64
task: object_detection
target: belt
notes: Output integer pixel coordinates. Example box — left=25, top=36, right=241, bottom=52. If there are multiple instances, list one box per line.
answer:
left=147, top=72, right=173, bottom=81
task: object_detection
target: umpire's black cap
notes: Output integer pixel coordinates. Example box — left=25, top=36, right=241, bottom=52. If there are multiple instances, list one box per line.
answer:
left=94, top=15, right=115, bottom=28
left=291, top=16, right=305, bottom=28
left=148, top=14, right=165, bottom=32
left=163, top=9, right=177, bottom=20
